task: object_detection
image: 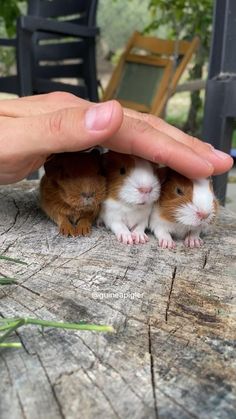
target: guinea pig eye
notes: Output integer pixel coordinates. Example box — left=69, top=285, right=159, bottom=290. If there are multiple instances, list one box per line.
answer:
left=120, top=167, right=126, bottom=175
left=176, top=187, right=184, bottom=196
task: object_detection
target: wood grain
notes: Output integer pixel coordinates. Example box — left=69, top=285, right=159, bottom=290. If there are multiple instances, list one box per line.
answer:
left=0, top=181, right=235, bottom=419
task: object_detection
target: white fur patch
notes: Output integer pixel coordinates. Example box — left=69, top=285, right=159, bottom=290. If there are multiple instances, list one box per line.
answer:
left=174, top=179, right=215, bottom=227
left=119, top=158, right=160, bottom=206
left=193, top=179, right=213, bottom=212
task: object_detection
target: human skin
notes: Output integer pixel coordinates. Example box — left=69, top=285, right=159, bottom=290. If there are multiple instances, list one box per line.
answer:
left=0, top=92, right=233, bottom=184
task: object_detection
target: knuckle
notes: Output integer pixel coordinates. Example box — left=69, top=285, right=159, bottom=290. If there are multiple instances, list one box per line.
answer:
left=153, top=146, right=171, bottom=165
left=48, top=109, right=64, bottom=136
left=46, top=91, right=77, bottom=104
left=131, top=118, right=153, bottom=135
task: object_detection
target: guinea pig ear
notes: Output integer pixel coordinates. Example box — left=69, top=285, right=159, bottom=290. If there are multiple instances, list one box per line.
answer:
left=101, top=152, right=109, bottom=176
left=156, top=166, right=169, bottom=185
left=44, top=154, right=63, bottom=178
left=90, top=148, right=101, bottom=158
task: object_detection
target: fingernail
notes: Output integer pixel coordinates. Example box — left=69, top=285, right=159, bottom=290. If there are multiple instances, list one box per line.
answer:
left=212, top=149, right=230, bottom=160
left=85, top=101, right=114, bottom=131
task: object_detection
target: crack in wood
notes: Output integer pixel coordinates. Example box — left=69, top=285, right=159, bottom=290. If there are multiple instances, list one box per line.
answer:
left=165, top=266, right=177, bottom=323
left=0, top=198, right=20, bottom=236
left=202, top=251, right=210, bottom=269
left=148, top=322, right=159, bottom=419
left=77, top=333, right=150, bottom=408
left=17, top=392, right=27, bottom=419
left=37, top=354, right=65, bottom=419
left=81, top=364, right=122, bottom=419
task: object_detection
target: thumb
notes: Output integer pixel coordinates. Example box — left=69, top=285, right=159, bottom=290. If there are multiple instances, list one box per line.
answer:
left=6, top=100, right=123, bottom=156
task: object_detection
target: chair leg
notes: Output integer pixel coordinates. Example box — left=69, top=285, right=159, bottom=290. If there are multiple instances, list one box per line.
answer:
left=85, top=39, right=99, bottom=102
left=202, top=80, right=234, bottom=204
left=17, top=18, right=34, bottom=97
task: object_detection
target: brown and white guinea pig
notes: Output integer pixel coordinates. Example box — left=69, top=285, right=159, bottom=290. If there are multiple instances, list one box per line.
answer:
left=99, top=151, right=161, bottom=244
left=149, top=168, right=218, bottom=249
left=40, top=150, right=106, bottom=237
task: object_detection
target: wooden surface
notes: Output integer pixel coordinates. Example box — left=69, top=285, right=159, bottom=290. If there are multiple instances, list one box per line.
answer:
left=0, top=181, right=236, bottom=419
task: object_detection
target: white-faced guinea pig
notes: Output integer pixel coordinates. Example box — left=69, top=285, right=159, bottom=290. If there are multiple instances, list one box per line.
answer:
left=40, top=150, right=106, bottom=237
left=99, top=151, right=161, bottom=244
left=149, top=168, right=218, bottom=249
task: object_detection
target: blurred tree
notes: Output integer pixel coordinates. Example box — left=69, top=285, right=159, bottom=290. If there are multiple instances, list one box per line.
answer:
left=146, top=0, right=213, bottom=134
left=0, top=0, right=26, bottom=37
left=0, top=1, right=26, bottom=76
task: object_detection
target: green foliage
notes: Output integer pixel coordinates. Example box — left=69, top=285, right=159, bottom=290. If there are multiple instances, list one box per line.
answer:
left=146, top=0, right=212, bottom=50
left=145, top=0, right=213, bottom=134
left=0, top=0, right=25, bottom=37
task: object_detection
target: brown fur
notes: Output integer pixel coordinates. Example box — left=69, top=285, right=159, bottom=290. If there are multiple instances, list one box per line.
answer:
left=40, top=151, right=106, bottom=236
left=102, top=151, right=135, bottom=200
left=158, top=169, right=193, bottom=222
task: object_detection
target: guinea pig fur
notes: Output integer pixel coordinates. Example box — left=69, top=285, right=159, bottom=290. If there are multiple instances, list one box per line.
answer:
left=149, top=169, right=218, bottom=249
left=99, top=151, right=161, bottom=244
left=40, top=150, right=106, bottom=237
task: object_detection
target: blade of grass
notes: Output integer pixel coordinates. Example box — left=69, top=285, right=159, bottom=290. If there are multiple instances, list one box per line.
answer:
left=25, top=317, right=114, bottom=332
left=0, top=317, right=114, bottom=349
left=0, top=321, right=21, bottom=331
left=0, top=317, right=114, bottom=333
left=0, top=255, right=27, bottom=265
left=0, top=343, right=22, bottom=348
left=0, top=277, right=18, bottom=285
left=0, top=319, right=25, bottom=344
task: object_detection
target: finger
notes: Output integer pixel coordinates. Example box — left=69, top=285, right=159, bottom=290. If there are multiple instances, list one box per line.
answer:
left=0, top=92, right=87, bottom=118
left=102, top=115, right=214, bottom=178
left=0, top=156, right=45, bottom=185
left=0, top=100, right=123, bottom=158
left=124, top=108, right=233, bottom=175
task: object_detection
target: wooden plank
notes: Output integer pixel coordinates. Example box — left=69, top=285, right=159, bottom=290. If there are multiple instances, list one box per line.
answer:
left=0, top=181, right=235, bottom=419
left=132, top=31, right=195, bottom=55
left=175, top=79, right=206, bottom=93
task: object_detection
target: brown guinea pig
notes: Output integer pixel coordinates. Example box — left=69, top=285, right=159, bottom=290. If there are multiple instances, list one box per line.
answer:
left=99, top=151, right=161, bottom=244
left=40, top=150, right=106, bottom=237
left=149, top=168, right=219, bottom=249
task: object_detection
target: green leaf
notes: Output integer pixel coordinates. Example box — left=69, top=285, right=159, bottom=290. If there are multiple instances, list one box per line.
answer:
left=0, top=277, right=18, bottom=285
left=0, top=255, right=27, bottom=265
left=0, top=343, right=22, bottom=348
left=0, top=317, right=115, bottom=349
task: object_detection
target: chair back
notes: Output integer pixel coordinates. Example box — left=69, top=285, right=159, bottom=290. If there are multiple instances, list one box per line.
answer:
left=27, top=0, right=98, bottom=99
left=103, top=31, right=199, bottom=116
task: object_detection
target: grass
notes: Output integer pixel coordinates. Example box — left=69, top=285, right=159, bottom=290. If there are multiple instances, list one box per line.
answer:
left=0, top=277, right=18, bottom=285
left=0, top=254, right=114, bottom=348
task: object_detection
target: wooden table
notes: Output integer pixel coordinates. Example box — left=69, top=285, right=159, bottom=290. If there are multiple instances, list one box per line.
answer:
left=0, top=181, right=235, bottom=419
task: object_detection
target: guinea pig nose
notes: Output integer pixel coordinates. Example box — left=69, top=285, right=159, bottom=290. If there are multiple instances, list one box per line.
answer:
left=138, top=186, right=153, bottom=194
left=81, top=192, right=94, bottom=199
left=196, top=211, right=209, bottom=220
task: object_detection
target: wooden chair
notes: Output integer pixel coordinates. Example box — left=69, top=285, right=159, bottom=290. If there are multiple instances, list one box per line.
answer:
left=0, top=0, right=99, bottom=101
left=102, top=31, right=199, bottom=116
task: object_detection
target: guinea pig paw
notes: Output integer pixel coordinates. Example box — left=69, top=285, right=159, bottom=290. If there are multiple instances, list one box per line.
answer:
left=158, top=238, right=176, bottom=249
left=59, top=221, right=76, bottom=237
left=184, top=235, right=203, bottom=248
left=75, top=221, right=91, bottom=237
left=117, top=232, right=134, bottom=245
left=131, top=231, right=149, bottom=244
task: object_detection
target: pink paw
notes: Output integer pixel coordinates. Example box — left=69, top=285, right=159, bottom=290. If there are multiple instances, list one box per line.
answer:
left=158, top=238, right=176, bottom=249
left=184, top=236, right=203, bottom=248
left=131, top=231, right=149, bottom=244
left=117, top=232, right=134, bottom=245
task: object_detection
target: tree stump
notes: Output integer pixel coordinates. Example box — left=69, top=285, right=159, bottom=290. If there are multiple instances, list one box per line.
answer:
left=0, top=181, right=235, bottom=419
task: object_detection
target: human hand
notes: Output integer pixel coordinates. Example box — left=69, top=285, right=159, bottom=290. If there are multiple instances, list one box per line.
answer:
left=0, top=92, right=233, bottom=184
